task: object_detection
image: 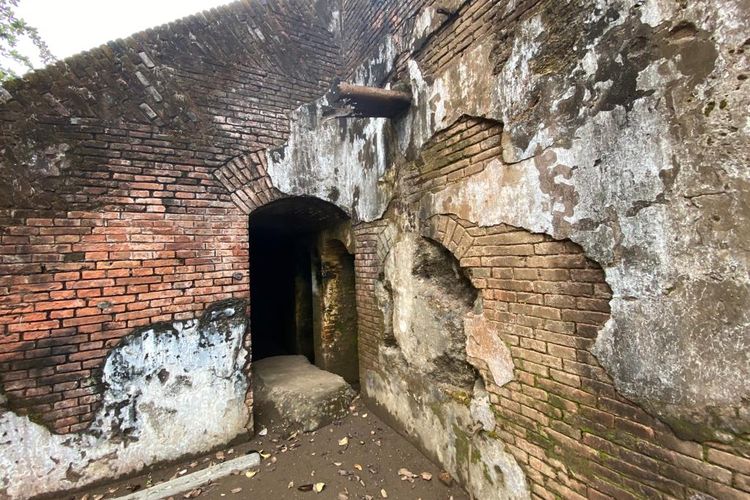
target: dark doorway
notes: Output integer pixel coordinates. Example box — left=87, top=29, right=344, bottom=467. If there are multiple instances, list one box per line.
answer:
left=249, top=197, right=359, bottom=382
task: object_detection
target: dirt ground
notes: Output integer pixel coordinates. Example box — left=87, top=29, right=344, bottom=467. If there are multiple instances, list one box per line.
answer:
left=73, top=397, right=469, bottom=500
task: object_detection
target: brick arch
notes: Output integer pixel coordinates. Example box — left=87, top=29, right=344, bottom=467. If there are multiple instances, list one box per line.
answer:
left=418, top=214, right=732, bottom=499
left=213, top=150, right=287, bottom=214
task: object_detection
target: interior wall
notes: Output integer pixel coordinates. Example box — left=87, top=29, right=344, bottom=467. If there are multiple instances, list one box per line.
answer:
left=247, top=198, right=358, bottom=385
left=316, top=238, right=359, bottom=383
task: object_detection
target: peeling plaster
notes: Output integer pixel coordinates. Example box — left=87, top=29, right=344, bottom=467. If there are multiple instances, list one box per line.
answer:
left=0, top=300, right=250, bottom=500
left=365, top=361, right=529, bottom=500
left=464, top=314, right=514, bottom=388
left=264, top=0, right=749, bottom=439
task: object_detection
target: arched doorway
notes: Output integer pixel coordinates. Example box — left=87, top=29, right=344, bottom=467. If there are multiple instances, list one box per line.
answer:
left=248, top=197, right=359, bottom=383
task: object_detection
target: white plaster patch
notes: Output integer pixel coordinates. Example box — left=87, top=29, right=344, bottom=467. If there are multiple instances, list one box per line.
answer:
left=464, top=314, right=515, bottom=388
left=428, top=158, right=554, bottom=234
left=265, top=97, right=392, bottom=222
left=0, top=303, right=249, bottom=500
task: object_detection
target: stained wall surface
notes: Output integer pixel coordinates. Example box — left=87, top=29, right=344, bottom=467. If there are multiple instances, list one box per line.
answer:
left=1, top=0, right=749, bottom=499
left=0, top=1, right=341, bottom=497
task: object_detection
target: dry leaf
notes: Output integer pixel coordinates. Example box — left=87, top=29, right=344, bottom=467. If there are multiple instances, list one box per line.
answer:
left=420, top=472, right=433, bottom=481
left=380, top=489, right=388, bottom=498
left=259, top=428, right=268, bottom=436
left=313, top=482, right=325, bottom=493
left=245, top=470, right=258, bottom=479
left=260, top=451, right=271, bottom=459
left=334, top=462, right=342, bottom=466
left=438, top=471, right=454, bottom=486
left=288, top=481, right=294, bottom=489
left=354, top=464, right=363, bottom=471
left=215, top=451, right=225, bottom=460
left=338, top=437, right=349, bottom=446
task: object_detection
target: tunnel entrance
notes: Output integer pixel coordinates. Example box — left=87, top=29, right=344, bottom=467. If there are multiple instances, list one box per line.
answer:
left=248, top=197, right=359, bottom=384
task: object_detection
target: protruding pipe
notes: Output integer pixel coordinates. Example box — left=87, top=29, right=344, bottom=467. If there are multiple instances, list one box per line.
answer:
left=329, top=80, right=412, bottom=119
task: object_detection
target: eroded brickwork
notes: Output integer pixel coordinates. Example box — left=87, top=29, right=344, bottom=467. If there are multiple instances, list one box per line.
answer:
left=352, top=221, right=388, bottom=376
left=0, top=0, right=341, bottom=432
left=393, top=117, right=750, bottom=499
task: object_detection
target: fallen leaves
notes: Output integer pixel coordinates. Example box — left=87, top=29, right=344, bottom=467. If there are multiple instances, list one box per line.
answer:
left=439, top=470, right=454, bottom=486
left=297, top=482, right=326, bottom=493
left=420, top=471, right=433, bottom=481
left=337, top=437, right=349, bottom=446
left=244, top=470, right=258, bottom=479
left=380, top=488, right=388, bottom=498
left=397, top=468, right=417, bottom=481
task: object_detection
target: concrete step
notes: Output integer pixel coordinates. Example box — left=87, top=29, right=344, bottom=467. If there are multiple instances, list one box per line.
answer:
left=253, top=355, right=356, bottom=433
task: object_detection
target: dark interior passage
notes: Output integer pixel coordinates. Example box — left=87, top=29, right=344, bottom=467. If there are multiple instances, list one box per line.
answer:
left=249, top=197, right=359, bottom=381
left=249, top=226, right=314, bottom=361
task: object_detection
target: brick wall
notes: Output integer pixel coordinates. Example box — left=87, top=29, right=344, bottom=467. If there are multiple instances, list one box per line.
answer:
left=426, top=214, right=749, bottom=499
left=0, top=0, right=341, bottom=433
left=394, top=116, right=750, bottom=499
left=352, top=221, right=388, bottom=376
left=341, top=0, right=428, bottom=76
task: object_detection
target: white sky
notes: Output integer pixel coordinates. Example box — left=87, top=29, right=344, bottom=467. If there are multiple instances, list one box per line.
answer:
left=6, top=0, right=235, bottom=74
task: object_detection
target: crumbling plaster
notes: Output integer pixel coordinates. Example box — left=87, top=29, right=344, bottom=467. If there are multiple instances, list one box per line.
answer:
left=263, top=0, right=750, bottom=440
left=368, top=214, right=525, bottom=499
left=366, top=353, right=530, bottom=500
left=0, top=300, right=250, bottom=500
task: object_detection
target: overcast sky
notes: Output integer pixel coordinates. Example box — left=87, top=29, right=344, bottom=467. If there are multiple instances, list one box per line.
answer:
left=7, top=0, right=235, bottom=74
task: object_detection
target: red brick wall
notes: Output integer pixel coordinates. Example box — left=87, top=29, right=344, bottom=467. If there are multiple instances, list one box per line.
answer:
left=0, top=0, right=341, bottom=433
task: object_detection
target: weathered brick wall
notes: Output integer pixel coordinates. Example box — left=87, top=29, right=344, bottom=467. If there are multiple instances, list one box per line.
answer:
left=0, top=0, right=341, bottom=433
left=399, top=117, right=750, bottom=499
left=341, top=0, right=428, bottom=76
left=352, top=221, right=387, bottom=377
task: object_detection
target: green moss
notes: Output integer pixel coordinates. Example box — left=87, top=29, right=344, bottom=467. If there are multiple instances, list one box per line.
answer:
left=453, top=424, right=471, bottom=462
left=427, top=401, right=448, bottom=426
left=448, top=389, right=472, bottom=407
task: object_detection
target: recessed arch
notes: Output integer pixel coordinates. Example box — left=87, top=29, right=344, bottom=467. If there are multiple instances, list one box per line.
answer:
left=248, top=196, right=359, bottom=383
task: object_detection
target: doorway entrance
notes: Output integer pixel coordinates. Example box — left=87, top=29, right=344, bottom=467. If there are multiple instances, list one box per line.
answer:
left=248, top=197, right=359, bottom=383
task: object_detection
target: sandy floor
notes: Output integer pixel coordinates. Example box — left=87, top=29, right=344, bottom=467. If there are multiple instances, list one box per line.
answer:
left=74, top=397, right=469, bottom=500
